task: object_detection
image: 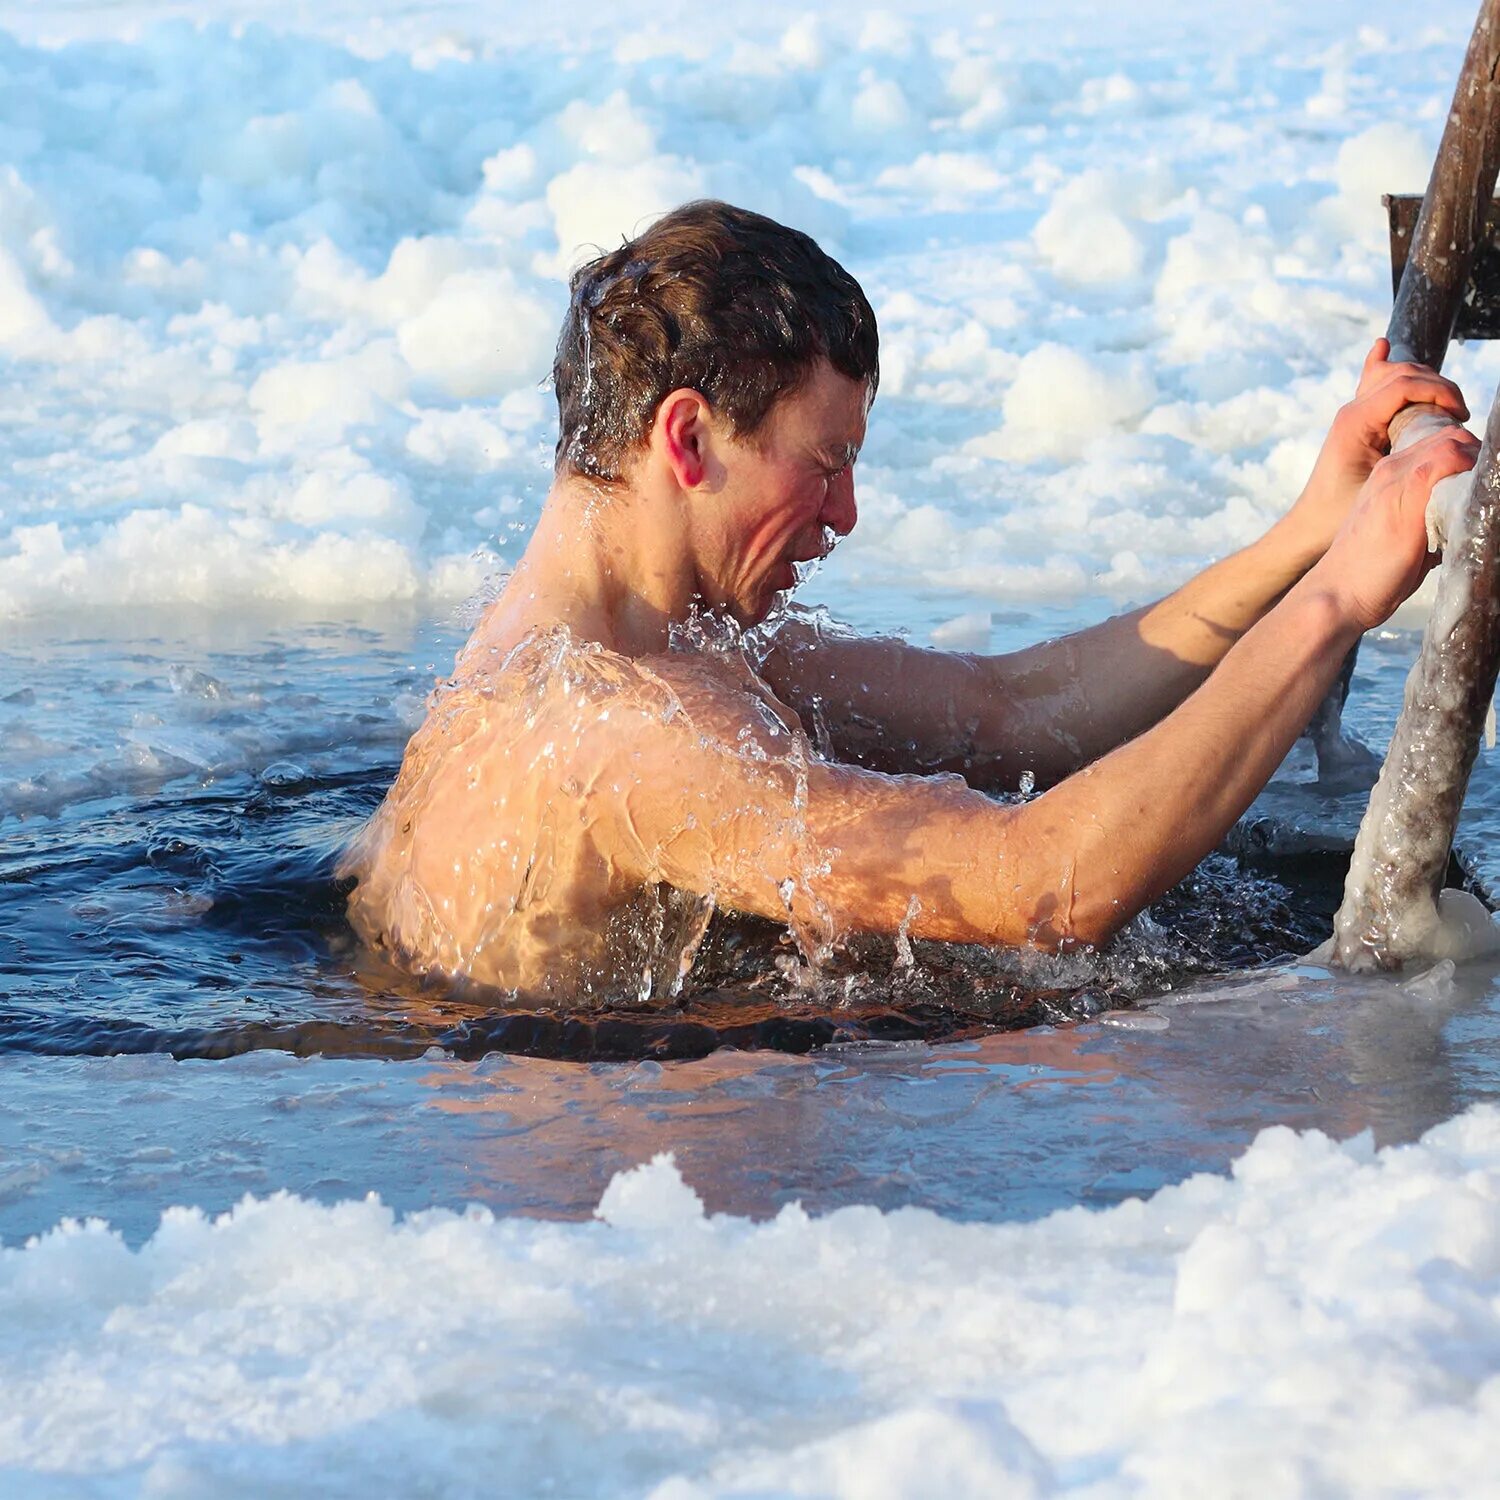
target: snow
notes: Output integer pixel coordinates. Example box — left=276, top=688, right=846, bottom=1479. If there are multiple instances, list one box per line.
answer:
left=0, top=1, right=1492, bottom=624
left=1032, top=168, right=1163, bottom=286
left=973, top=343, right=1159, bottom=463
left=3, top=1111, right=1500, bottom=1496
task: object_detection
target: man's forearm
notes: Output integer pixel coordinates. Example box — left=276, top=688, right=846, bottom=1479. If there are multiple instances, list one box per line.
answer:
left=997, top=574, right=1359, bottom=946
left=638, top=572, right=1361, bottom=956
left=756, top=516, right=1329, bottom=796
left=790, top=575, right=1357, bottom=952
left=986, top=512, right=1324, bottom=785
left=1130, top=511, right=1323, bottom=667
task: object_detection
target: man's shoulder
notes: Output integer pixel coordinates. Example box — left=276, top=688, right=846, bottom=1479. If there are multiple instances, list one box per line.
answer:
left=438, top=626, right=800, bottom=760
left=595, top=647, right=807, bottom=764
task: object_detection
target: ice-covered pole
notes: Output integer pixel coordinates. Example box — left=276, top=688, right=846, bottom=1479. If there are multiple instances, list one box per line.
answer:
left=1333, top=391, right=1500, bottom=968
left=1331, top=0, right=1500, bottom=968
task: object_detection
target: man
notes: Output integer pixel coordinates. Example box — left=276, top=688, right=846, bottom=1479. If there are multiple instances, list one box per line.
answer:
left=343, top=200, right=1477, bottom=1005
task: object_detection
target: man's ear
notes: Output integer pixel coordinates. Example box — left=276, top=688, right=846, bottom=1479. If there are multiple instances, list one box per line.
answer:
left=653, top=388, right=716, bottom=490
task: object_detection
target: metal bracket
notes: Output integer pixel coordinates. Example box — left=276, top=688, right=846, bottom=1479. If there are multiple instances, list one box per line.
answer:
left=1385, top=193, right=1500, bottom=339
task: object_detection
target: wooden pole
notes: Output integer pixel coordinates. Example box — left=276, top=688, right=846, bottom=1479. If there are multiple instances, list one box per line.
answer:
left=1331, top=0, right=1500, bottom=967
left=1314, top=0, right=1500, bottom=780
left=1387, top=0, right=1500, bottom=377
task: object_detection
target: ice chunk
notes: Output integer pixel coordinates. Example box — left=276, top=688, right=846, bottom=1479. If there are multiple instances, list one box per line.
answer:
left=1034, top=169, right=1148, bottom=285
left=397, top=270, right=555, bottom=400
left=931, top=611, right=992, bottom=650
left=971, top=344, right=1157, bottom=463
left=594, top=1152, right=707, bottom=1232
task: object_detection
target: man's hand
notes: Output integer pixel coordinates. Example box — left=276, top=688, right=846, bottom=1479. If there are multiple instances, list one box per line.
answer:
left=1286, top=339, right=1470, bottom=561
left=1310, top=421, right=1481, bottom=632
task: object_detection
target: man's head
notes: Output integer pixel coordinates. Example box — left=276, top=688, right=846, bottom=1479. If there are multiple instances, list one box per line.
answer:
left=552, top=200, right=878, bottom=483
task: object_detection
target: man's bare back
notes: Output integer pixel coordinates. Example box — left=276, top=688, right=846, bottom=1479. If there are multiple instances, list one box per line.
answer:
left=344, top=623, right=813, bottom=1003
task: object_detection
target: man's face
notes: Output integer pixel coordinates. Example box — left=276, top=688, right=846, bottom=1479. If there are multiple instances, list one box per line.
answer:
left=706, top=360, right=869, bottom=626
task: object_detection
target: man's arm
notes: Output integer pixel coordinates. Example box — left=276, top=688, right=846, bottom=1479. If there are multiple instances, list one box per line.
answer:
left=761, top=521, right=1317, bottom=792
left=763, top=345, right=1469, bottom=791
left=600, top=424, right=1476, bottom=949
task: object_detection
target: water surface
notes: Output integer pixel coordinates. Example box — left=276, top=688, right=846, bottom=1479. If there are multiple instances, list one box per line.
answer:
left=5, top=601, right=1500, bottom=1246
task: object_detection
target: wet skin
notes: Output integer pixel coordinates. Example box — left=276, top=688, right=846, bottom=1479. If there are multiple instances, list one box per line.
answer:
left=344, top=348, right=1479, bottom=1002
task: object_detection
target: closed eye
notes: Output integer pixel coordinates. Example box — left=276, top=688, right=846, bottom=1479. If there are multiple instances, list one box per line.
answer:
left=814, top=442, right=859, bottom=482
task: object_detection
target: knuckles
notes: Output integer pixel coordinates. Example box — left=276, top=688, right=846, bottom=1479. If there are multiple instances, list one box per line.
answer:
left=1436, top=434, right=1480, bottom=469
left=1360, top=362, right=1463, bottom=407
left=1384, top=436, right=1477, bottom=494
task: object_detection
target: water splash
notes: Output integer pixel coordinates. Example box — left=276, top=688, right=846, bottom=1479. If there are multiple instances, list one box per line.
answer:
left=341, top=617, right=1347, bottom=1029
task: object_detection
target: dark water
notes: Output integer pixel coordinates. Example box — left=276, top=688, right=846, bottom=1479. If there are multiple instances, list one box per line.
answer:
left=0, top=766, right=1355, bottom=1063
left=7, top=606, right=1500, bottom=1247
left=3, top=606, right=1483, bottom=1065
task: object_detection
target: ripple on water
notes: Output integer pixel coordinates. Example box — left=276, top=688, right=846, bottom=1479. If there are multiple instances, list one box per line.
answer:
left=2, top=617, right=1496, bottom=1065
left=0, top=747, right=1445, bottom=1063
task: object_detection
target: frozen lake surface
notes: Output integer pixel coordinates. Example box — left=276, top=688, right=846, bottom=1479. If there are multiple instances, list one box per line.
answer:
left=5, top=0, right=1500, bottom=1493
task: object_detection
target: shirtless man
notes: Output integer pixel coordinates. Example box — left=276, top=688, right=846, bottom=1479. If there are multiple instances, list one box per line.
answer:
left=343, top=199, right=1478, bottom=1006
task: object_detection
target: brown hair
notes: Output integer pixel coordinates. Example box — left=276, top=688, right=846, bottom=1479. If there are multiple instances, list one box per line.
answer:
left=552, top=200, right=879, bottom=480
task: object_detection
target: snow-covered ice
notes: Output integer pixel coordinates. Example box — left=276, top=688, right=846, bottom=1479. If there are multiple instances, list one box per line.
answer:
left=0, top=0, right=1495, bottom=629
left=4, top=1109, right=1500, bottom=1497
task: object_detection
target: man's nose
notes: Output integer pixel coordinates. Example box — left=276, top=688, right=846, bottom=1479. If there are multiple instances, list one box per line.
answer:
left=822, top=470, right=857, bottom=537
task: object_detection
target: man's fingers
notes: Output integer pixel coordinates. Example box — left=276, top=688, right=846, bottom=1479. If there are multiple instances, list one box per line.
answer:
left=1363, top=370, right=1470, bottom=425
left=1380, top=427, right=1478, bottom=483
left=1405, top=431, right=1481, bottom=490
left=1361, top=337, right=1392, bottom=378
left=1436, top=432, right=1483, bottom=477
left=1415, top=427, right=1479, bottom=461
left=1353, top=346, right=1471, bottom=421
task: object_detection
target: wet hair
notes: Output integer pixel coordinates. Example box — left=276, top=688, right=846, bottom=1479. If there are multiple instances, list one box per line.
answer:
left=552, top=200, right=879, bottom=481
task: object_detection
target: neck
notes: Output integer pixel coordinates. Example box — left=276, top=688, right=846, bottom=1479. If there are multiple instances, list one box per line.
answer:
left=499, top=471, right=708, bottom=657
